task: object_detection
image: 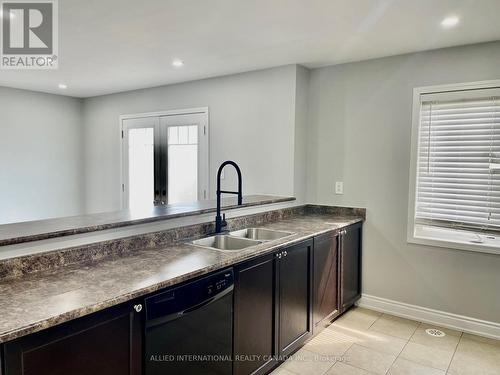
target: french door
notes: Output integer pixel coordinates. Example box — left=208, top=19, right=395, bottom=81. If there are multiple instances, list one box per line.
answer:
left=121, top=108, right=209, bottom=210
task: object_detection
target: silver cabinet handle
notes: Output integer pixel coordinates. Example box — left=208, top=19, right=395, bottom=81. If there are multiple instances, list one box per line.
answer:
left=134, top=304, right=143, bottom=313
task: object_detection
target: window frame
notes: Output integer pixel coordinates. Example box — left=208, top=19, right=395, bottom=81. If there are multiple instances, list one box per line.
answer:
left=119, top=107, right=209, bottom=210
left=407, top=80, right=500, bottom=255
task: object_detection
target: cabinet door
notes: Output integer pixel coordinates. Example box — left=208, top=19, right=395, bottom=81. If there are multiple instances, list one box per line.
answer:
left=3, top=301, right=143, bottom=375
left=340, top=223, right=362, bottom=312
left=234, top=254, right=276, bottom=375
left=313, top=232, right=339, bottom=329
left=278, top=240, right=313, bottom=357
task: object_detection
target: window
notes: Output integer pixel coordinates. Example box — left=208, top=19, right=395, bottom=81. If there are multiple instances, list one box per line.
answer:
left=408, top=81, right=500, bottom=254
left=127, top=127, right=155, bottom=211
left=166, top=125, right=199, bottom=204
left=121, top=108, right=209, bottom=211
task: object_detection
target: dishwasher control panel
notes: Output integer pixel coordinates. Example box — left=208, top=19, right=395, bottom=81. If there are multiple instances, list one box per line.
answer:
left=145, top=268, right=234, bottom=322
left=207, top=273, right=231, bottom=295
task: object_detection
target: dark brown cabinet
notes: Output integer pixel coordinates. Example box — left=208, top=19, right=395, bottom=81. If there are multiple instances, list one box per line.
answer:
left=233, top=254, right=277, bottom=375
left=339, top=223, right=363, bottom=312
left=312, top=232, right=339, bottom=331
left=2, top=301, right=143, bottom=375
left=233, top=239, right=313, bottom=374
left=277, top=239, right=313, bottom=357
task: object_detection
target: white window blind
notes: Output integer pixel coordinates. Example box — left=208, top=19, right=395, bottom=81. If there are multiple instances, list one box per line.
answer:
left=415, top=88, right=500, bottom=232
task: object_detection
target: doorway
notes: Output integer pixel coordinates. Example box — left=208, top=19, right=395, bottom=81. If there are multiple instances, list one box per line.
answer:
left=121, top=108, right=209, bottom=210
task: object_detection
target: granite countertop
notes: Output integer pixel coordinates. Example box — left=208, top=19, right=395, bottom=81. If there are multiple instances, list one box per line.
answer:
left=0, top=195, right=295, bottom=246
left=0, top=211, right=363, bottom=344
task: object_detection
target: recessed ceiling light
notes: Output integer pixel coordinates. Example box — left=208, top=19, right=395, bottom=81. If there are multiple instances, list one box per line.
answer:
left=172, top=59, right=184, bottom=67
left=441, top=16, right=459, bottom=29
left=58, top=83, right=67, bottom=89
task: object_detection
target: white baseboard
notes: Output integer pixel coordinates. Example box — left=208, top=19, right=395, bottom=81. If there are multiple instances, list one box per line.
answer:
left=357, top=294, right=500, bottom=341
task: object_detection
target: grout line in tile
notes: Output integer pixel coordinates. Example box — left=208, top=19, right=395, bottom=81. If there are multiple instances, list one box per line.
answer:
left=407, top=321, right=423, bottom=342
left=278, top=347, right=338, bottom=375
left=351, top=309, right=422, bottom=374
left=367, top=311, right=382, bottom=329
left=398, top=357, right=452, bottom=374
left=368, top=323, right=420, bottom=342
left=389, top=334, right=413, bottom=375
left=282, top=366, right=300, bottom=375
left=322, top=360, right=337, bottom=375
left=279, top=358, right=301, bottom=375
left=445, top=331, right=463, bottom=374
left=335, top=342, right=399, bottom=375
left=351, top=333, right=408, bottom=358
left=341, top=360, right=383, bottom=375
left=395, top=321, right=462, bottom=374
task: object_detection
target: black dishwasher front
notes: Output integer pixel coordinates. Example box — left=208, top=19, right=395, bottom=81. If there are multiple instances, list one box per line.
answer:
left=145, top=268, right=234, bottom=375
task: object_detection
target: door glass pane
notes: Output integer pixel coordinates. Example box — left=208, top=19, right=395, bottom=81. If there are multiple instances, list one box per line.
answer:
left=168, top=125, right=198, bottom=204
left=188, top=125, right=198, bottom=144
left=128, top=128, right=154, bottom=210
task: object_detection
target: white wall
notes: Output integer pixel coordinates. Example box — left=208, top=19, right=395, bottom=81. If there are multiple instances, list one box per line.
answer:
left=0, top=87, right=84, bottom=224
left=307, top=41, right=500, bottom=323
left=293, top=65, right=310, bottom=204
left=82, top=65, right=300, bottom=214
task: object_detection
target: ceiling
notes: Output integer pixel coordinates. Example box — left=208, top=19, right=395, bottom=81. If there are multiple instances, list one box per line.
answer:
left=1, top=0, right=500, bottom=98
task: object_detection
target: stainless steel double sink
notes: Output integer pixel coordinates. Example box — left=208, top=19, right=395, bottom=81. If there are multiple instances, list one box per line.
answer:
left=190, top=228, right=295, bottom=251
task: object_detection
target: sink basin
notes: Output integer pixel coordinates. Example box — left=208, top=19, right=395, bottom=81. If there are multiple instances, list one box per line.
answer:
left=229, top=228, right=295, bottom=241
left=191, top=235, right=262, bottom=251
left=190, top=228, right=295, bottom=252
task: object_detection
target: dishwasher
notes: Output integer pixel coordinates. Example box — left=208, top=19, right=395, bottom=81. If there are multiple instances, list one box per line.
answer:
left=145, top=268, right=234, bottom=375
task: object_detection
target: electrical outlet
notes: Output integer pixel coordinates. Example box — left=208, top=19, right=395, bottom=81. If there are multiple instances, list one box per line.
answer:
left=335, top=181, right=344, bottom=195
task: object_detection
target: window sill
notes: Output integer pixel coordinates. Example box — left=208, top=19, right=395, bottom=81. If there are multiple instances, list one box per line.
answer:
left=408, top=224, right=500, bottom=256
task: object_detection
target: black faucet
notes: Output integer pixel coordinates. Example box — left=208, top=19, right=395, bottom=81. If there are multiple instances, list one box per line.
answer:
left=215, top=161, right=243, bottom=233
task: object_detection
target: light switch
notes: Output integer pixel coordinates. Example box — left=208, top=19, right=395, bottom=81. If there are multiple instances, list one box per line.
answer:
left=335, top=181, right=344, bottom=195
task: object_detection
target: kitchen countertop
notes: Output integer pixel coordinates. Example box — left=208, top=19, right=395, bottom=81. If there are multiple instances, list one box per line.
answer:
left=0, top=195, right=295, bottom=246
left=0, top=211, right=363, bottom=344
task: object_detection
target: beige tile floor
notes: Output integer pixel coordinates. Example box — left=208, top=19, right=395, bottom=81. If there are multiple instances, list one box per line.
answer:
left=271, top=307, right=500, bottom=375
